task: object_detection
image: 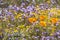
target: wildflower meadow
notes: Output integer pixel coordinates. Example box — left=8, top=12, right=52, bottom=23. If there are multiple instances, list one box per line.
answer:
left=0, top=0, right=60, bottom=40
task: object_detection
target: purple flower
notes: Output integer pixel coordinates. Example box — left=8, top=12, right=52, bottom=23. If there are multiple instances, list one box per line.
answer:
left=56, top=22, right=59, bottom=26
left=0, top=10, right=2, bottom=14
left=22, top=38, right=26, bottom=40
left=58, top=30, right=60, bottom=32
left=6, top=12, right=12, bottom=15
left=51, top=0, right=56, bottom=4
left=50, top=36, right=54, bottom=40
left=11, top=5, right=20, bottom=11
left=11, top=17, right=15, bottom=21
left=20, top=8, right=25, bottom=11
left=20, top=8, right=27, bottom=13
left=45, top=36, right=50, bottom=40
left=10, top=5, right=17, bottom=10
left=58, top=36, right=60, bottom=38
left=41, top=36, right=45, bottom=40
left=36, top=29, right=39, bottom=32
left=21, top=2, right=25, bottom=6
left=27, top=5, right=34, bottom=12
left=56, top=32, right=60, bottom=35
left=14, top=7, right=20, bottom=11
left=11, top=15, right=15, bottom=21
left=8, top=5, right=13, bottom=9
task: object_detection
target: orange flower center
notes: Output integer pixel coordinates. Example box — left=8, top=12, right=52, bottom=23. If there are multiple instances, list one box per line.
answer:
left=28, top=17, right=37, bottom=23
left=39, top=21, right=46, bottom=27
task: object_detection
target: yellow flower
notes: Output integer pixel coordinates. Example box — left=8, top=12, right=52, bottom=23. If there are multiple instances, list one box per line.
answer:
left=15, top=12, right=17, bottom=15
left=50, top=8, right=57, bottom=13
left=14, top=29, right=18, bottom=32
left=0, top=32, right=2, bottom=35
left=15, top=14, right=21, bottom=19
left=5, top=29, right=9, bottom=33
left=18, top=25, right=24, bottom=29
left=47, top=0, right=51, bottom=4
left=57, top=9, right=60, bottom=15
left=57, top=9, right=60, bottom=13
left=14, top=12, right=17, bottom=15
left=7, top=20, right=10, bottom=23
left=39, top=15, right=46, bottom=21
left=10, top=28, right=12, bottom=30
left=39, top=21, right=47, bottom=27
left=51, top=26, right=56, bottom=33
left=28, top=17, right=37, bottom=23
left=50, top=33, right=54, bottom=36
left=32, top=12, right=39, bottom=18
left=40, top=10, right=46, bottom=14
left=35, top=5, right=40, bottom=10
left=26, top=26, right=30, bottom=28
left=50, top=18, right=58, bottom=24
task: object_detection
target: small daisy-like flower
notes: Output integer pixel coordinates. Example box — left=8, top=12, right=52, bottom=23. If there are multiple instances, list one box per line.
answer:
left=39, top=15, right=46, bottom=21
left=14, top=29, right=18, bottom=33
left=28, top=17, right=37, bottom=23
left=15, top=14, right=21, bottom=19
left=50, top=18, right=58, bottom=24
left=39, top=21, right=47, bottom=27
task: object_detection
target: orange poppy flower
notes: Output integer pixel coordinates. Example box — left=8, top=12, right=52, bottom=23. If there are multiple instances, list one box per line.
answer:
left=51, top=18, right=58, bottom=24
left=39, top=21, right=46, bottom=27
left=39, top=15, right=46, bottom=20
left=28, top=17, right=37, bottom=23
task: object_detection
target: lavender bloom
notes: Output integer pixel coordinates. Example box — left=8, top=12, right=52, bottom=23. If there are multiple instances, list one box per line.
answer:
left=16, top=7, right=20, bottom=11
left=56, top=22, right=59, bottom=26
left=58, top=36, right=60, bottom=38
left=8, top=34, right=11, bottom=37
left=40, top=4, right=45, bottom=10
left=0, top=9, right=2, bottom=14
left=21, top=2, right=25, bottom=6
left=45, top=36, right=50, bottom=40
left=8, top=38, right=11, bottom=40
left=31, top=5, right=34, bottom=9
left=20, top=8, right=25, bottom=12
left=50, top=36, right=55, bottom=40
left=42, top=32, right=47, bottom=35
left=32, top=0, right=36, bottom=4
left=13, top=6, right=20, bottom=11
left=8, top=5, right=13, bottom=9
left=58, top=30, right=60, bottom=33
left=11, top=5, right=16, bottom=10
left=10, top=5, right=17, bottom=10
left=22, top=38, right=26, bottom=40
left=56, top=32, right=60, bottom=35
left=51, top=0, right=56, bottom=4
left=4, top=9, right=8, bottom=13
left=40, top=3, right=49, bottom=10
left=36, top=29, right=39, bottom=32
left=41, top=36, right=45, bottom=40
left=32, top=36, right=39, bottom=40
left=6, top=12, right=12, bottom=15
left=11, top=5, right=20, bottom=11
left=27, top=5, right=34, bottom=12
left=10, top=15, right=15, bottom=21
left=23, top=9, right=27, bottom=13
left=20, top=2, right=26, bottom=8
left=20, top=8, right=27, bottom=13
left=15, top=38, right=18, bottom=40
